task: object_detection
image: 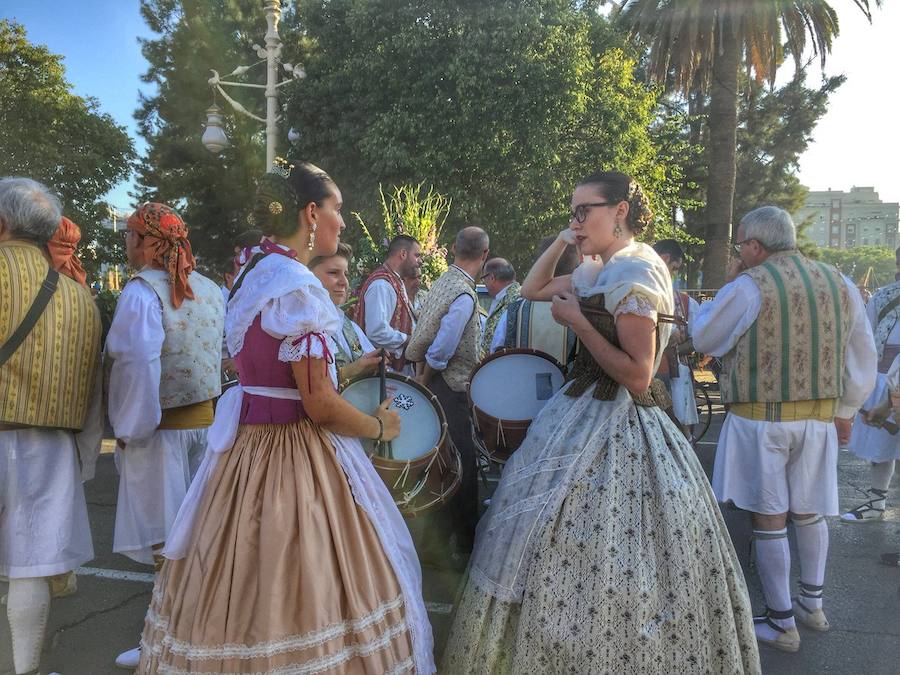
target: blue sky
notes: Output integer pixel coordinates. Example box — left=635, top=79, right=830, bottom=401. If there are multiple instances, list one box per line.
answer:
left=4, top=1, right=899, bottom=209
left=1, top=0, right=151, bottom=210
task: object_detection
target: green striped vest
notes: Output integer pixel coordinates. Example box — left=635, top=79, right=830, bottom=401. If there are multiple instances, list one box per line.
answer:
left=722, top=251, right=851, bottom=404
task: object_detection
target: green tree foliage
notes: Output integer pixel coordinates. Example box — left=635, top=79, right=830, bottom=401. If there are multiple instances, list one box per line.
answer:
left=617, top=0, right=881, bottom=288
left=734, top=74, right=845, bottom=222
left=668, top=73, right=843, bottom=285
left=286, top=0, right=688, bottom=270
left=0, top=20, right=135, bottom=281
left=819, top=246, right=897, bottom=289
left=134, top=0, right=305, bottom=272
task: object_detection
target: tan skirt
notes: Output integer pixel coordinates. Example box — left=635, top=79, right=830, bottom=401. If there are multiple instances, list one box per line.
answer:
left=138, top=420, right=414, bottom=674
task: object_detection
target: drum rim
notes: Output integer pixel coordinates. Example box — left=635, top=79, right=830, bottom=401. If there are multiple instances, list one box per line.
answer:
left=400, top=444, right=463, bottom=517
left=467, top=347, right=565, bottom=423
left=341, top=370, right=449, bottom=464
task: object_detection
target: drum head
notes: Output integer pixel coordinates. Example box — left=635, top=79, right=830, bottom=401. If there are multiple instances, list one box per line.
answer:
left=470, top=351, right=565, bottom=421
left=341, top=376, right=442, bottom=460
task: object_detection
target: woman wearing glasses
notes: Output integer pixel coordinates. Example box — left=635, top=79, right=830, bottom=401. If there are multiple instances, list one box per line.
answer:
left=442, top=171, right=760, bottom=674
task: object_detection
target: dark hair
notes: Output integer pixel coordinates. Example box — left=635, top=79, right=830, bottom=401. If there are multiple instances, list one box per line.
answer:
left=387, top=234, right=419, bottom=257
left=484, top=257, right=515, bottom=282
left=309, top=241, right=353, bottom=270
left=536, top=235, right=578, bottom=276
left=219, top=255, right=238, bottom=277
left=252, top=159, right=336, bottom=237
left=233, top=228, right=263, bottom=250
left=577, top=171, right=652, bottom=234
left=454, top=226, right=489, bottom=261
left=653, top=239, right=685, bottom=262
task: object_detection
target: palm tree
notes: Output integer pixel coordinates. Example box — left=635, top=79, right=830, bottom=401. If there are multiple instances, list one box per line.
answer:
left=617, top=0, right=881, bottom=288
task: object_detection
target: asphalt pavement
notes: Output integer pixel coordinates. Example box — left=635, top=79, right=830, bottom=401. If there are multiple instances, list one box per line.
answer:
left=2, top=408, right=900, bottom=674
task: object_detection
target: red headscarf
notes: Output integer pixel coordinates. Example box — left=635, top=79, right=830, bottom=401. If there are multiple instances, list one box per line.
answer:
left=128, top=203, right=196, bottom=308
left=47, top=217, right=87, bottom=287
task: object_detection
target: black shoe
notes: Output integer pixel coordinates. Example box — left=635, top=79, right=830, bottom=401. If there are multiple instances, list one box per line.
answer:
left=880, top=551, right=900, bottom=567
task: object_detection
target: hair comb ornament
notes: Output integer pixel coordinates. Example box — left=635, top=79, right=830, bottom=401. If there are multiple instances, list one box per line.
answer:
left=272, top=156, right=293, bottom=179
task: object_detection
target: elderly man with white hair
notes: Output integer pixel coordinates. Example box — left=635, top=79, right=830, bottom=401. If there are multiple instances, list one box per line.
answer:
left=0, top=177, right=102, bottom=675
left=691, top=206, right=876, bottom=653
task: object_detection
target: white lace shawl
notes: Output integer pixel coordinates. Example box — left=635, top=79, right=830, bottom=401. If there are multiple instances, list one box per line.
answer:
left=467, top=242, right=677, bottom=604
left=224, top=252, right=342, bottom=363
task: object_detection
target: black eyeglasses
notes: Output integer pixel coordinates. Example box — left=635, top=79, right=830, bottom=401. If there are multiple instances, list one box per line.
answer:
left=570, top=202, right=614, bottom=224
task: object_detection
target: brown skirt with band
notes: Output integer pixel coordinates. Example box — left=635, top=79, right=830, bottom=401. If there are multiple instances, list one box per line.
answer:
left=137, top=420, right=414, bottom=674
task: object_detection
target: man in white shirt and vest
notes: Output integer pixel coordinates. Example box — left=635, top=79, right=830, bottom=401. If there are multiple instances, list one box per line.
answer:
left=355, top=235, right=422, bottom=372
left=691, top=206, right=876, bottom=653
left=490, top=236, right=579, bottom=366
left=841, top=252, right=900, bottom=524
left=479, top=257, right=520, bottom=359
left=0, top=178, right=102, bottom=675
left=106, top=203, right=224, bottom=669
left=407, top=226, right=489, bottom=564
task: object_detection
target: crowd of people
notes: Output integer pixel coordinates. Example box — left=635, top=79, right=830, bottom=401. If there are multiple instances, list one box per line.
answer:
left=0, top=163, right=893, bottom=674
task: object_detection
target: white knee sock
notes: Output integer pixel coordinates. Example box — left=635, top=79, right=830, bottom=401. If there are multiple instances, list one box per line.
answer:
left=793, top=515, right=828, bottom=610
left=6, top=577, right=51, bottom=674
left=871, top=460, right=896, bottom=492
left=753, top=528, right=795, bottom=638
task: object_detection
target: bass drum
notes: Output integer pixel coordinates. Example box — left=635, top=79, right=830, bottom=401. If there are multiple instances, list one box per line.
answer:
left=341, top=372, right=460, bottom=516
left=469, top=348, right=566, bottom=465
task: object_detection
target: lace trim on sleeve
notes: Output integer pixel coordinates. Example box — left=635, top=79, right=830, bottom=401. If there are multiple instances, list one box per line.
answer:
left=614, top=294, right=658, bottom=321
left=278, top=332, right=335, bottom=363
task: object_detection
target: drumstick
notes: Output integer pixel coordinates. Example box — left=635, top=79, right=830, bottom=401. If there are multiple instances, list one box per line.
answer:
left=377, top=349, right=395, bottom=459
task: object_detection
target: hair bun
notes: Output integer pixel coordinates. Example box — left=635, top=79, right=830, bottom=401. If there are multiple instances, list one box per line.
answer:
left=626, top=180, right=653, bottom=234
left=253, top=173, right=300, bottom=237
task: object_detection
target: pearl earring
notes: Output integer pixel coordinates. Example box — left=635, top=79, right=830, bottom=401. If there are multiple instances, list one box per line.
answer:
left=308, top=221, right=317, bottom=250
left=613, top=222, right=623, bottom=239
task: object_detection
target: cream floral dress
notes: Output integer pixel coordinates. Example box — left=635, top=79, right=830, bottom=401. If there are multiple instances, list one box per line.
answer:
left=442, top=243, right=760, bottom=674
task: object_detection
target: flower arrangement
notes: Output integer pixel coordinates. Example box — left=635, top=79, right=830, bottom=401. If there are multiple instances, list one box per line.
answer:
left=351, top=183, right=451, bottom=290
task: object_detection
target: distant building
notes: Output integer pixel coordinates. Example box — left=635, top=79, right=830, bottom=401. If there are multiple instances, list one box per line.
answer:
left=100, top=204, right=128, bottom=290
left=794, top=187, right=900, bottom=249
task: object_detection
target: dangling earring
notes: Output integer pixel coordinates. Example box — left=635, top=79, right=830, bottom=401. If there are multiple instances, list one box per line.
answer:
left=308, top=221, right=317, bottom=250
left=613, top=221, right=623, bottom=239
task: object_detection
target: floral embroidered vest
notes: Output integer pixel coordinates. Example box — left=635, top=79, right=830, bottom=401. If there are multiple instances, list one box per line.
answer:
left=406, top=265, right=482, bottom=392
left=135, top=269, right=224, bottom=409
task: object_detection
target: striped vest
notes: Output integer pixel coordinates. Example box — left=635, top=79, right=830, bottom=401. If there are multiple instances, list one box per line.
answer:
left=722, top=251, right=851, bottom=404
left=0, top=240, right=100, bottom=430
left=406, top=265, right=482, bottom=392
left=335, top=315, right=365, bottom=370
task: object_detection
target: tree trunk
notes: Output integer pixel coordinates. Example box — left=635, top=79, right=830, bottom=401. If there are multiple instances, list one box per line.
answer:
left=701, top=29, right=741, bottom=289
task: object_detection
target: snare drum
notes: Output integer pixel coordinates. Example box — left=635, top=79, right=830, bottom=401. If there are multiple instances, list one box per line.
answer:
left=469, top=348, right=566, bottom=464
left=341, top=373, right=460, bottom=515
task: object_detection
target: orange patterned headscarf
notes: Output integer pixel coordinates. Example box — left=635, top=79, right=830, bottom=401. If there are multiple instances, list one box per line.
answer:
left=128, top=203, right=196, bottom=308
left=47, top=217, right=87, bottom=287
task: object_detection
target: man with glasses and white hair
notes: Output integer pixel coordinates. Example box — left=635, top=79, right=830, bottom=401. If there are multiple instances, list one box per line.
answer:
left=691, top=205, right=876, bottom=653
left=479, top=257, right=519, bottom=359
left=0, top=177, right=102, bottom=675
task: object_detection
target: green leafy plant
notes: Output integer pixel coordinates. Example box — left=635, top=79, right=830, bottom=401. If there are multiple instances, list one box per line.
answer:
left=351, top=183, right=451, bottom=288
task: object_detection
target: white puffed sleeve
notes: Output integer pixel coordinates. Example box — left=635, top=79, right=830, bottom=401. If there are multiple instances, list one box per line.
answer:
left=257, top=283, right=342, bottom=364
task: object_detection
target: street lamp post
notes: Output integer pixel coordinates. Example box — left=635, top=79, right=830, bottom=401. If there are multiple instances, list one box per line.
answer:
left=201, top=0, right=305, bottom=168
